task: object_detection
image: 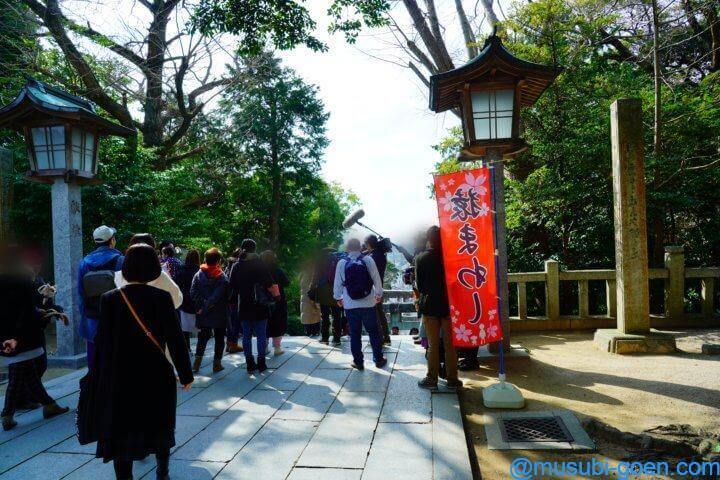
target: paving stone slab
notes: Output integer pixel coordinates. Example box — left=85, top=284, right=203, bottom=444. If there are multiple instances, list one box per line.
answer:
left=288, top=467, right=363, bottom=480
left=362, top=422, right=433, bottom=480
left=139, top=460, right=224, bottom=479
left=432, top=394, right=473, bottom=480
left=176, top=367, right=264, bottom=416
left=380, top=369, right=430, bottom=423
left=0, top=410, right=76, bottom=474
left=216, top=418, right=317, bottom=480
left=173, top=389, right=288, bottom=462
left=342, top=368, right=392, bottom=392
left=393, top=340, right=426, bottom=370
left=297, top=391, right=385, bottom=469
left=0, top=452, right=93, bottom=480
left=275, top=369, right=350, bottom=421
left=257, top=351, right=326, bottom=391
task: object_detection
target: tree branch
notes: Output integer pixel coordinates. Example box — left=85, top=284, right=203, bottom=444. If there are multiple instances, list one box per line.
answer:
left=21, top=0, right=135, bottom=130
left=401, top=0, right=454, bottom=71
left=455, top=0, right=478, bottom=59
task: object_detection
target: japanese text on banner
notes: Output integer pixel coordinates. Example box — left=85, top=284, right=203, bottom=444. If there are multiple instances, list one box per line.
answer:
left=434, top=168, right=502, bottom=347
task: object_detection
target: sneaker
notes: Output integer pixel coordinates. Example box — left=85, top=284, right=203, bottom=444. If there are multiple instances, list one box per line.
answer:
left=274, top=346, right=285, bottom=356
left=417, top=377, right=438, bottom=390
left=374, top=358, right=388, bottom=369
left=350, top=361, right=364, bottom=371
left=319, top=340, right=329, bottom=345
left=445, top=379, right=464, bottom=390
left=331, top=340, right=342, bottom=347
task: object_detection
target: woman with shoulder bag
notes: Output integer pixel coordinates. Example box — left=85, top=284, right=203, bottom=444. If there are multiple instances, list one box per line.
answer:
left=189, top=248, right=229, bottom=374
left=93, top=243, right=193, bottom=480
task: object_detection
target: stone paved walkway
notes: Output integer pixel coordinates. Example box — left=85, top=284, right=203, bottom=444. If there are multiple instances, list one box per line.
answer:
left=0, top=336, right=472, bottom=479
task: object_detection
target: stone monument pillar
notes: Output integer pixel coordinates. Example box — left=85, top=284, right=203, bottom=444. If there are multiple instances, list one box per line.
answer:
left=594, top=99, right=675, bottom=354
left=49, top=178, right=86, bottom=367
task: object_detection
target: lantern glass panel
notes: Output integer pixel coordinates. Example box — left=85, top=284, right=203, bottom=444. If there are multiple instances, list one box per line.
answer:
left=31, top=126, right=65, bottom=170
left=71, top=128, right=95, bottom=173
left=471, top=89, right=514, bottom=140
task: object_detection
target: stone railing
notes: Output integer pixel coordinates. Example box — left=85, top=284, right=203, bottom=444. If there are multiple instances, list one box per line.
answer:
left=509, top=246, right=720, bottom=331
left=383, top=289, right=419, bottom=331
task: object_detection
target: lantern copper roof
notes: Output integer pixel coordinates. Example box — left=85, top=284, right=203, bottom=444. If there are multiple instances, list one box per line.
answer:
left=429, top=35, right=561, bottom=113
left=0, top=78, right=134, bottom=137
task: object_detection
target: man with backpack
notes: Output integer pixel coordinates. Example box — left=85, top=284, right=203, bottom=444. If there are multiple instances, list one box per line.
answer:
left=77, top=225, right=124, bottom=368
left=333, top=238, right=386, bottom=370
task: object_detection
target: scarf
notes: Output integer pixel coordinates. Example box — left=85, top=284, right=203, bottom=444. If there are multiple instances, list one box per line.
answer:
left=200, top=263, right=223, bottom=279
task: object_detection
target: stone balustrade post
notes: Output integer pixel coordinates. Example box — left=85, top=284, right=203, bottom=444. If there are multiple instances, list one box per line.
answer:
left=664, top=246, right=685, bottom=320
left=702, top=278, right=715, bottom=317
left=545, top=260, right=560, bottom=321
left=606, top=279, right=617, bottom=317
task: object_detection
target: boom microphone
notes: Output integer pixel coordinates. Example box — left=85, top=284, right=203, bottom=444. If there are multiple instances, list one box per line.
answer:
left=342, top=208, right=366, bottom=229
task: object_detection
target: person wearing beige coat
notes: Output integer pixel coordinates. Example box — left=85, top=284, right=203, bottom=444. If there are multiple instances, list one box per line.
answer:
left=299, top=268, right=321, bottom=336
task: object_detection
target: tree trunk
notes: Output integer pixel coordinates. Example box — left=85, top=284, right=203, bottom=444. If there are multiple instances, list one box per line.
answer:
left=142, top=2, right=172, bottom=147
left=268, top=95, right=281, bottom=252
left=650, top=0, right=665, bottom=267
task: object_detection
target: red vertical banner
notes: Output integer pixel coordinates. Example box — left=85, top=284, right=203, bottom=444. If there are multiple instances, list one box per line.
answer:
left=433, top=167, right=502, bottom=347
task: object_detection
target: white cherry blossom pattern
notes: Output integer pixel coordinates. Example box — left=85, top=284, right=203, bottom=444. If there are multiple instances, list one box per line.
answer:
left=453, top=324, right=472, bottom=343
left=438, top=191, right=454, bottom=212
left=460, top=171, right=488, bottom=195
left=477, top=202, right=490, bottom=217
left=470, top=335, right=478, bottom=345
left=487, top=324, right=499, bottom=339
left=488, top=309, right=497, bottom=321
left=448, top=178, right=455, bottom=186
left=440, top=182, right=448, bottom=191
left=450, top=305, right=460, bottom=324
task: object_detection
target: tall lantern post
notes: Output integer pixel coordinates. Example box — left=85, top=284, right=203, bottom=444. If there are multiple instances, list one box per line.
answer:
left=428, top=35, right=560, bottom=354
left=0, top=78, right=133, bottom=368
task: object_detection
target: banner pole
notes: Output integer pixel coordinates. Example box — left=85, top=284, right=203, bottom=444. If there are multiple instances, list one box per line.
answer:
left=483, top=152, right=524, bottom=408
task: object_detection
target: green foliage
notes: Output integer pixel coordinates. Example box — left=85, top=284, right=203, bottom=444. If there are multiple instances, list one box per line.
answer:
left=192, top=0, right=326, bottom=54
left=191, top=0, right=391, bottom=51
left=435, top=0, right=720, bottom=272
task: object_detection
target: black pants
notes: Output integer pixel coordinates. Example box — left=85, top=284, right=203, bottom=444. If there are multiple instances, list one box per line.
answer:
left=113, top=451, right=169, bottom=480
left=375, top=302, right=391, bottom=342
left=320, top=305, right=343, bottom=342
left=2, top=358, right=53, bottom=416
left=195, top=327, right=224, bottom=361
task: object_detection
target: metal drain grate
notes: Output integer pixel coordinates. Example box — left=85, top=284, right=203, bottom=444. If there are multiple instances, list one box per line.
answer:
left=499, top=416, right=574, bottom=443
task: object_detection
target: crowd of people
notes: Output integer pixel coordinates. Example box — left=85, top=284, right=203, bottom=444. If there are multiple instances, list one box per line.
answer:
left=1, top=221, right=470, bottom=479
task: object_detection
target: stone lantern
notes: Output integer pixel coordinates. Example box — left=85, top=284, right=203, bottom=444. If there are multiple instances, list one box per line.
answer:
left=0, top=78, right=133, bottom=367
left=428, top=34, right=560, bottom=349
left=429, top=33, right=560, bottom=158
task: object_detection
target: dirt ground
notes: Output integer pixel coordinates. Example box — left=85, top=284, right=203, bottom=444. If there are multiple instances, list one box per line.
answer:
left=459, top=329, right=720, bottom=480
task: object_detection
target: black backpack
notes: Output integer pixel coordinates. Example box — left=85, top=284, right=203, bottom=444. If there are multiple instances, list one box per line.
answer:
left=81, top=256, right=120, bottom=318
left=344, top=255, right=374, bottom=300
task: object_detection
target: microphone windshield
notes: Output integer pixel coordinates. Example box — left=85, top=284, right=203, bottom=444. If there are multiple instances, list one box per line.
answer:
left=342, top=208, right=365, bottom=229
